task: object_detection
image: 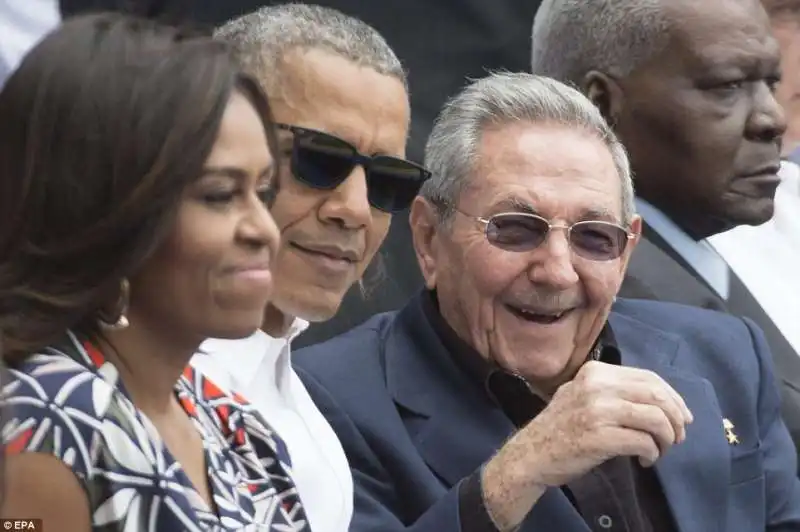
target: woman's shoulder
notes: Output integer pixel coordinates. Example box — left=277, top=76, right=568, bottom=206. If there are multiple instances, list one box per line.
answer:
left=2, top=345, right=119, bottom=476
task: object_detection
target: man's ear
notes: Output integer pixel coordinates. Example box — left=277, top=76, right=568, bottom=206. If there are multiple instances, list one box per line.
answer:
left=409, top=196, right=440, bottom=289
left=582, top=70, right=625, bottom=127
left=618, top=215, right=642, bottom=275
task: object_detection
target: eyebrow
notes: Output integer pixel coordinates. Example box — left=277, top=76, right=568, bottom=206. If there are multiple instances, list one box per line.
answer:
left=577, top=208, right=619, bottom=223
left=200, top=165, right=275, bottom=181
left=493, top=196, right=539, bottom=214
left=492, top=196, right=619, bottom=222
left=698, top=47, right=781, bottom=73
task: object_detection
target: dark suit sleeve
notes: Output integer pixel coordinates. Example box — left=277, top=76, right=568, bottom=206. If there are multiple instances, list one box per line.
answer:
left=742, top=318, right=800, bottom=529
left=296, top=366, right=502, bottom=532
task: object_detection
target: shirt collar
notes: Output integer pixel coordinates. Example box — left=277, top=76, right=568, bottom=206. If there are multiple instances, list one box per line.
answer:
left=636, top=198, right=729, bottom=299
left=285, top=318, right=310, bottom=341
left=195, top=318, right=310, bottom=393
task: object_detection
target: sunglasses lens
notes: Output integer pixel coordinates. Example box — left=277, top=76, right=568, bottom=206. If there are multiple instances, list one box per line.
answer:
left=293, top=131, right=356, bottom=189
left=486, top=214, right=549, bottom=251
left=571, top=222, right=628, bottom=260
left=367, top=157, right=429, bottom=212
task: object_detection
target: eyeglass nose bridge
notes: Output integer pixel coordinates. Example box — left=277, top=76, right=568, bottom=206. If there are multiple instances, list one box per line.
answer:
left=536, top=220, right=574, bottom=251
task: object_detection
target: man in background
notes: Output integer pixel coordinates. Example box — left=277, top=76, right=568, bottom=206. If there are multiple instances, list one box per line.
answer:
left=531, top=0, right=800, bottom=464
left=707, top=0, right=800, bottom=423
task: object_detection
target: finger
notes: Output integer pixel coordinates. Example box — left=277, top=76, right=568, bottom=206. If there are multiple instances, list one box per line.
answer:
left=601, top=426, right=660, bottom=466
left=600, top=366, right=694, bottom=424
left=617, top=401, right=678, bottom=452
left=637, top=371, right=694, bottom=424
left=616, top=381, right=689, bottom=442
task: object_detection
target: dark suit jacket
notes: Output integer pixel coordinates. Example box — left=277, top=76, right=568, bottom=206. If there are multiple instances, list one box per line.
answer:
left=295, top=294, right=800, bottom=531
left=620, top=225, right=800, bottom=467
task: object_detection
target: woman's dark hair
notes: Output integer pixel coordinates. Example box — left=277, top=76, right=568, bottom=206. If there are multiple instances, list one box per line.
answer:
left=0, top=13, right=279, bottom=362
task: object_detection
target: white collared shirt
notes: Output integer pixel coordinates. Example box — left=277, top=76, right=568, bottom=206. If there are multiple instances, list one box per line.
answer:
left=709, top=161, right=800, bottom=355
left=193, top=321, right=353, bottom=532
left=636, top=198, right=730, bottom=298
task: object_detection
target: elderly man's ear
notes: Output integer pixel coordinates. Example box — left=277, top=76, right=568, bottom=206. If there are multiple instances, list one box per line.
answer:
left=410, top=196, right=441, bottom=290
left=583, top=71, right=626, bottom=128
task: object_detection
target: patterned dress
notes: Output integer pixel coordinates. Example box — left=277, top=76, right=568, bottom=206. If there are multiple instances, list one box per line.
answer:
left=1, top=331, right=309, bottom=531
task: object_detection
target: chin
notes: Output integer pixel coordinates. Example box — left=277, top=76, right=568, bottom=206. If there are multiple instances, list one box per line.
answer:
left=745, top=205, right=776, bottom=226
left=510, top=351, right=575, bottom=389
left=204, top=314, right=264, bottom=340
left=277, top=287, right=343, bottom=323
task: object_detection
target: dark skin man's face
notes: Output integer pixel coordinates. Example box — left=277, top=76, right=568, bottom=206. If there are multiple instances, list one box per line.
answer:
left=587, top=0, right=786, bottom=239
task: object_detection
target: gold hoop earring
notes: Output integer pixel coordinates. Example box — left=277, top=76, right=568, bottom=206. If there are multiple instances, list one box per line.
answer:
left=98, top=278, right=130, bottom=330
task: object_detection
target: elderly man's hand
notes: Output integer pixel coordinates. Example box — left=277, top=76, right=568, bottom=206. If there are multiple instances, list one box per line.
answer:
left=482, top=362, right=693, bottom=530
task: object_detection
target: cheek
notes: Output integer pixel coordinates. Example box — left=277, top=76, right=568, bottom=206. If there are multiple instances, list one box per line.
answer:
left=575, top=265, right=619, bottom=334
left=150, top=215, right=230, bottom=304
left=468, top=250, right=522, bottom=294
left=270, top=176, right=321, bottom=231
left=453, top=245, right=530, bottom=325
left=579, top=263, right=620, bottom=304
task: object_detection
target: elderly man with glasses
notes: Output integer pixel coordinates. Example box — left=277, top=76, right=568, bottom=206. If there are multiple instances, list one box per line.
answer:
left=294, top=72, right=800, bottom=531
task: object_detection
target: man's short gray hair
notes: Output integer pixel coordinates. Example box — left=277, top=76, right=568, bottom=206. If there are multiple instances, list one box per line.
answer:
left=421, top=72, right=635, bottom=226
left=214, top=3, right=406, bottom=96
left=530, top=0, right=671, bottom=86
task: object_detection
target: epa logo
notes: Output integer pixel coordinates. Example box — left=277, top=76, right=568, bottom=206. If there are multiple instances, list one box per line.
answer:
left=1, top=520, right=42, bottom=530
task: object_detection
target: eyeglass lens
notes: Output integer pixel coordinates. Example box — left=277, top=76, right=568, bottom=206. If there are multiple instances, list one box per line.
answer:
left=287, top=126, right=429, bottom=213
left=485, top=213, right=628, bottom=260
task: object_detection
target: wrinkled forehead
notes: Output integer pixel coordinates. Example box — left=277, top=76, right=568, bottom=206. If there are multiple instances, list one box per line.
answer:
left=666, top=0, right=780, bottom=72
left=464, top=123, right=624, bottom=223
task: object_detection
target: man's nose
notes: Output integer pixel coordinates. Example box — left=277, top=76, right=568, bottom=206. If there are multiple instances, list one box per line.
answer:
left=527, top=228, right=580, bottom=289
left=747, top=82, right=787, bottom=143
left=318, top=165, right=373, bottom=229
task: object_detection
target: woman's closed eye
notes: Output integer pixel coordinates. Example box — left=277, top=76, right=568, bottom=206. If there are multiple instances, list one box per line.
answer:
left=201, top=188, right=238, bottom=205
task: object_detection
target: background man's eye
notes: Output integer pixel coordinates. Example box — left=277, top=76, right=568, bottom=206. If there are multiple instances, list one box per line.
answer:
left=258, top=185, right=279, bottom=206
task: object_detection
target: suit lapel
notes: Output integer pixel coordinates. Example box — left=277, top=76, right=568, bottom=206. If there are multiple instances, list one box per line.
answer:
left=611, top=312, right=729, bottom=532
left=623, top=223, right=726, bottom=312
left=384, top=295, right=515, bottom=485
left=384, top=295, right=588, bottom=531
left=641, top=222, right=721, bottom=299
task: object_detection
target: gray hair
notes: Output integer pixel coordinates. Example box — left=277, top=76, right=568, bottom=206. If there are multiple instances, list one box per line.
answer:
left=530, top=0, right=671, bottom=86
left=214, top=3, right=407, bottom=96
left=421, top=72, right=635, bottom=226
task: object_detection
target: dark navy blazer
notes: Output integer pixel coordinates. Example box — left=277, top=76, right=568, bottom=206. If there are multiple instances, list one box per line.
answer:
left=294, top=295, right=800, bottom=531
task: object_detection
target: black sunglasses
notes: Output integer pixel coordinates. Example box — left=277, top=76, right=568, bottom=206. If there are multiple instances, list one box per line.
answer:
left=276, top=124, right=431, bottom=213
left=467, top=211, right=633, bottom=261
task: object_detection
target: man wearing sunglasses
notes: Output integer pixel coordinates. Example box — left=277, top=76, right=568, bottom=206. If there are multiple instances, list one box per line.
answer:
left=294, top=73, right=800, bottom=531
left=191, top=5, right=428, bottom=532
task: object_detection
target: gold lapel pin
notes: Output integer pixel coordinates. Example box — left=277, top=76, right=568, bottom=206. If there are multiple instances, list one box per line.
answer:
left=723, top=418, right=739, bottom=445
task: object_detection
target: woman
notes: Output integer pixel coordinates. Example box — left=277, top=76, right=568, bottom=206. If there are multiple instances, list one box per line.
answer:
left=0, top=13, right=307, bottom=531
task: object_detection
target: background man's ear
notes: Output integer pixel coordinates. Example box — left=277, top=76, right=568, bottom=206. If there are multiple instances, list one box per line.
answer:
left=582, top=70, right=625, bottom=127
